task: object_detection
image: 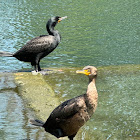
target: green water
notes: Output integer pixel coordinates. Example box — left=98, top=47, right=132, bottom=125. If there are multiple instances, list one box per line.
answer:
left=0, top=0, right=140, bottom=140
left=0, top=0, right=139, bottom=70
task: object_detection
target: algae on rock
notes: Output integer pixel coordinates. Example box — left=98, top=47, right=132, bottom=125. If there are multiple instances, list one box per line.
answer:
left=14, top=72, right=60, bottom=121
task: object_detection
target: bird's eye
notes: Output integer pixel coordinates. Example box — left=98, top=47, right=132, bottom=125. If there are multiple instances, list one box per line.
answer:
left=87, top=69, right=90, bottom=72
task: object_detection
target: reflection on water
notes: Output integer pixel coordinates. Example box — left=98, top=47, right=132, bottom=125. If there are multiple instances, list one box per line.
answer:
left=0, top=73, right=52, bottom=140
left=0, top=91, right=26, bottom=140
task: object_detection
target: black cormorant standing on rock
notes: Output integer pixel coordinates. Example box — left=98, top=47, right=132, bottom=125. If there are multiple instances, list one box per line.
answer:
left=29, top=66, right=98, bottom=140
left=0, top=16, right=67, bottom=72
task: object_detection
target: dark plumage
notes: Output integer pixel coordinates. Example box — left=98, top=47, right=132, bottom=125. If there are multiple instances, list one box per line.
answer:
left=29, top=66, right=98, bottom=140
left=0, top=16, right=67, bottom=71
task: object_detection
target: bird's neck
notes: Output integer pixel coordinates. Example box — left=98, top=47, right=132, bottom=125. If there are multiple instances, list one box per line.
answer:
left=86, top=77, right=98, bottom=116
left=46, top=23, right=59, bottom=36
left=87, top=78, right=97, bottom=99
left=46, top=24, right=61, bottom=43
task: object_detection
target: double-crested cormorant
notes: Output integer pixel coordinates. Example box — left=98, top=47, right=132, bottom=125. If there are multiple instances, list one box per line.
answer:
left=0, top=16, right=67, bottom=71
left=29, top=66, right=98, bottom=140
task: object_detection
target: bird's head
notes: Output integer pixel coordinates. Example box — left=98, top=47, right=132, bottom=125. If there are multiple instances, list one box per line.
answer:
left=76, top=66, right=97, bottom=79
left=49, top=16, right=67, bottom=27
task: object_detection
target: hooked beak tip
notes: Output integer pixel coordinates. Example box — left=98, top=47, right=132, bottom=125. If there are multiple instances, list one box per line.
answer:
left=58, top=16, right=67, bottom=23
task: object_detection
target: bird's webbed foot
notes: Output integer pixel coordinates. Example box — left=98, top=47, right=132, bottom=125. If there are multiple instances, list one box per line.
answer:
left=32, top=70, right=39, bottom=75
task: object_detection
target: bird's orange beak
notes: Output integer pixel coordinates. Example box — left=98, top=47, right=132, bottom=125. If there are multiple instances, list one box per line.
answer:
left=58, top=16, right=67, bottom=23
left=76, top=69, right=90, bottom=75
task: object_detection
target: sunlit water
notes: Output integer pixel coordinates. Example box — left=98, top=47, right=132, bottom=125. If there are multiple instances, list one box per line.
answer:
left=0, top=0, right=140, bottom=140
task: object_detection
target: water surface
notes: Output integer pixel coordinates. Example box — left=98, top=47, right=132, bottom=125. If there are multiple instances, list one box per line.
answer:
left=0, top=0, right=139, bottom=71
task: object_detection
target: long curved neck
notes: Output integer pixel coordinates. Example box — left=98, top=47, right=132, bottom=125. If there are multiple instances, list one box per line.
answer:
left=46, top=23, right=61, bottom=43
left=46, top=23, right=58, bottom=35
left=87, top=77, right=97, bottom=96
left=86, top=77, right=98, bottom=116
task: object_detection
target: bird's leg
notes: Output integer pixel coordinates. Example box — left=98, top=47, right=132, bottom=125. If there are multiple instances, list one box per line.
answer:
left=34, top=64, right=38, bottom=72
left=32, top=63, right=41, bottom=75
left=35, top=56, right=41, bottom=71
left=68, top=135, right=75, bottom=140
left=32, top=65, right=39, bottom=75
left=68, top=137, right=74, bottom=140
left=37, top=63, right=41, bottom=71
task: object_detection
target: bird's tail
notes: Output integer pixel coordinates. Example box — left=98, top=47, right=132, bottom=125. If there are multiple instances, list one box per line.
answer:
left=0, top=51, right=13, bottom=57
left=29, top=119, right=45, bottom=127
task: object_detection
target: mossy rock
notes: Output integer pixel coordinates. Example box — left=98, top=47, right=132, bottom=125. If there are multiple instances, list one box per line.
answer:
left=14, top=71, right=60, bottom=121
